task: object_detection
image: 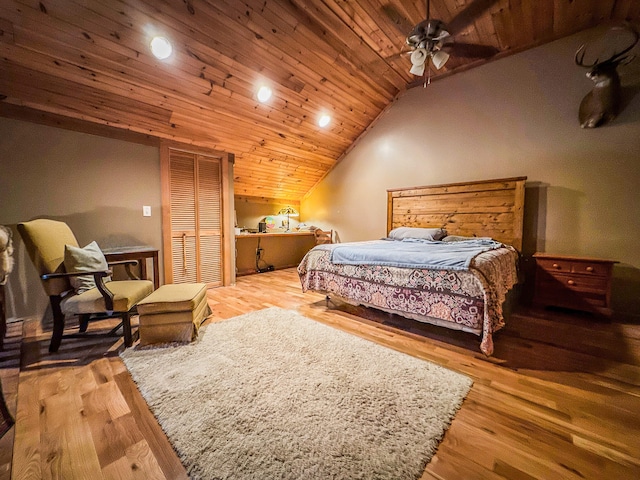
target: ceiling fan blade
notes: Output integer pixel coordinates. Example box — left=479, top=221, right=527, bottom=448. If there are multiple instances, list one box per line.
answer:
left=446, top=0, right=501, bottom=35
left=445, top=42, right=500, bottom=58
left=384, top=50, right=412, bottom=63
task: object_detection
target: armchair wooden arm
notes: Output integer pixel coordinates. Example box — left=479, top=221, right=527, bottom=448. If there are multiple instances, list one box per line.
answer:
left=41, top=270, right=112, bottom=280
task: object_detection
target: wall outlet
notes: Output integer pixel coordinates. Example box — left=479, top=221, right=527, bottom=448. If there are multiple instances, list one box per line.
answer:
left=143, top=206, right=151, bottom=217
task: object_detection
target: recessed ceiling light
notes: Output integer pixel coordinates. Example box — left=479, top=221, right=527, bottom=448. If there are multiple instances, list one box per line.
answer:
left=150, top=36, right=172, bottom=60
left=257, top=85, right=272, bottom=103
left=318, top=114, right=331, bottom=128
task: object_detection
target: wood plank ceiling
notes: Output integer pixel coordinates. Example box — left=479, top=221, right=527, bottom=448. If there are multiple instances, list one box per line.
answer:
left=1, top=0, right=638, bottom=202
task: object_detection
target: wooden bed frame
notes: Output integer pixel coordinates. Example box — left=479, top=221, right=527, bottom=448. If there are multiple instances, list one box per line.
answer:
left=387, top=176, right=527, bottom=251
left=299, top=176, right=527, bottom=355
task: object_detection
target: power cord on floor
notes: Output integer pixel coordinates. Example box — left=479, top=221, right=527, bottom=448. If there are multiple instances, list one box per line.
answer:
left=255, top=237, right=274, bottom=273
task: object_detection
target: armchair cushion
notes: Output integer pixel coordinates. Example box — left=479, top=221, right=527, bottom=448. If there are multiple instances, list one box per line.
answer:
left=62, top=279, right=153, bottom=315
left=64, top=241, right=112, bottom=294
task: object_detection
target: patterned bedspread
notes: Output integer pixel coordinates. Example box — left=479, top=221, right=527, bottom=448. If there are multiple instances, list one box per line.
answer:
left=297, top=242, right=519, bottom=355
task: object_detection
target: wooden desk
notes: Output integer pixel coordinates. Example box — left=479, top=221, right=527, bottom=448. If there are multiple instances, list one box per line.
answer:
left=235, top=232, right=316, bottom=276
left=103, top=246, right=160, bottom=289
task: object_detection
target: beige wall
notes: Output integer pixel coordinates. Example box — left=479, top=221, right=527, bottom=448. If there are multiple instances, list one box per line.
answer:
left=235, top=199, right=302, bottom=233
left=302, top=27, right=640, bottom=318
left=0, top=118, right=162, bottom=322
left=235, top=234, right=316, bottom=275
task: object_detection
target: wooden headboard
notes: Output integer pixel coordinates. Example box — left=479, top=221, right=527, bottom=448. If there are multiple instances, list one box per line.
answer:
left=387, top=177, right=527, bottom=251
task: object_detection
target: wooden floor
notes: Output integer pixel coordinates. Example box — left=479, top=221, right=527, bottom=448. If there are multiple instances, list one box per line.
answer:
left=1, top=268, right=639, bottom=479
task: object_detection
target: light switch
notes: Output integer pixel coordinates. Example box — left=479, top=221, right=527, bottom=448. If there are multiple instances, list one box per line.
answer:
left=143, top=206, right=151, bottom=217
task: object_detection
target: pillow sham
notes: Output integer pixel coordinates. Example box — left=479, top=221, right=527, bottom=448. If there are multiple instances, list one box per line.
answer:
left=64, top=241, right=111, bottom=294
left=388, top=227, right=447, bottom=241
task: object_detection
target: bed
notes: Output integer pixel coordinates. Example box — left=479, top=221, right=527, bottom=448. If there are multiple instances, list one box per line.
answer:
left=297, top=177, right=527, bottom=355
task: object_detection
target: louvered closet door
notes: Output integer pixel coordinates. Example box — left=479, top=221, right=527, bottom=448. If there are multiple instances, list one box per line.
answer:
left=197, top=157, right=222, bottom=284
left=167, top=150, right=223, bottom=287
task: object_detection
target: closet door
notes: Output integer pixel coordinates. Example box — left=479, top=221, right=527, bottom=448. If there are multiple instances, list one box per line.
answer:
left=162, top=146, right=225, bottom=287
left=168, top=150, right=199, bottom=284
left=196, top=157, right=222, bottom=285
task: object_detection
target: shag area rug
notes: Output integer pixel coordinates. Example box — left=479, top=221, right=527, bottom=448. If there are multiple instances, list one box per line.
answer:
left=120, top=307, right=472, bottom=479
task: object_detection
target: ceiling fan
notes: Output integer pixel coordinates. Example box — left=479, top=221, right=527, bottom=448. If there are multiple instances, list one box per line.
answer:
left=399, top=0, right=501, bottom=77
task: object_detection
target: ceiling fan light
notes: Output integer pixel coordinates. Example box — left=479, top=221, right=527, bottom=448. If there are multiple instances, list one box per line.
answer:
left=409, top=62, right=426, bottom=76
left=409, top=48, right=427, bottom=76
left=410, top=48, right=427, bottom=66
left=432, top=50, right=450, bottom=70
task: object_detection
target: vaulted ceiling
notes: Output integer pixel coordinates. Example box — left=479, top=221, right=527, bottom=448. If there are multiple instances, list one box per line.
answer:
left=1, top=1, right=638, bottom=202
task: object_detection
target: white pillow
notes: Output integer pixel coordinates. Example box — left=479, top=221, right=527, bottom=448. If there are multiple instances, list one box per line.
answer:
left=388, top=227, right=447, bottom=241
left=64, top=241, right=111, bottom=294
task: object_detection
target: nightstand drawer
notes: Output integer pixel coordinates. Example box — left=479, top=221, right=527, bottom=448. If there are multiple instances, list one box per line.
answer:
left=537, top=271, right=609, bottom=292
left=535, top=258, right=610, bottom=277
left=535, top=258, right=573, bottom=274
left=535, top=289, right=607, bottom=309
left=569, top=261, right=611, bottom=276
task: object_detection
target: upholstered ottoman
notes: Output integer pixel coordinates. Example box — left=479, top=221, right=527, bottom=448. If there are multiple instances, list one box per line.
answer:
left=136, top=283, right=211, bottom=346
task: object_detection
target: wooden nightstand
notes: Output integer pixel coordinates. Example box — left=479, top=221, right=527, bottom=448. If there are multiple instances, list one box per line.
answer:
left=533, top=253, right=616, bottom=317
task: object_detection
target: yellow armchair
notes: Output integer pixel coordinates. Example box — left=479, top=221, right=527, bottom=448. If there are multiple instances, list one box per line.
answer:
left=18, top=219, right=153, bottom=352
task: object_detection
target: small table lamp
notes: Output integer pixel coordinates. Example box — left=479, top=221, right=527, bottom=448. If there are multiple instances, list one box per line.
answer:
left=277, top=206, right=299, bottom=232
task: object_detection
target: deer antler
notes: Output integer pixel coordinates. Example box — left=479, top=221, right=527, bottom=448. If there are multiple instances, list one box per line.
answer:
left=574, top=44, right=594, bottom=67
left=575, top=25, right=639, bottom=68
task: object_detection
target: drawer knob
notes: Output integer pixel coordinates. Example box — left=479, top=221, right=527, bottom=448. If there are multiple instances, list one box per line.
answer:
left=552, top=263, right=560, bottom=269
left=567, top=280, right=576, bottom=286
left=586, top=266, right=594, bottom=272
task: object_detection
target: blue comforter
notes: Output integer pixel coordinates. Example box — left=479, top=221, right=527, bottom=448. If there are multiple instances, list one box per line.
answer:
left=328, top=238, right=503, bottom=271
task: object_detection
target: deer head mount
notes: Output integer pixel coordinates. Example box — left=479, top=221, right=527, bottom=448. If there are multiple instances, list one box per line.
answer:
left=575, top=25, right=639, bottom=129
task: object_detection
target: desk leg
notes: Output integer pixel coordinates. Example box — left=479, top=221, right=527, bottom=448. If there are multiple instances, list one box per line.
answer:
left=138, top=256, right=160, bottom=289
left=139, top=258, right=148, bottom=284
left=152, top=251, right=159, bottom=289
